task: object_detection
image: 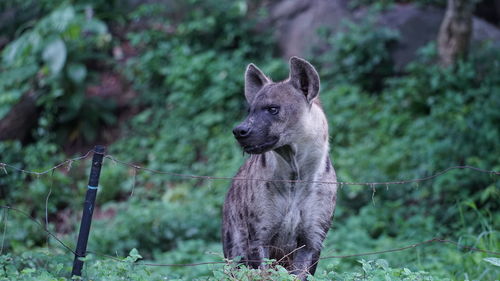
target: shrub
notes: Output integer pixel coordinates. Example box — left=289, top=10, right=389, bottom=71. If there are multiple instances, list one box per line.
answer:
left=0, top=5, right=116, bottom=144
left=314, top=18, right=398, bottom=92
left=113, top=0, right=283, bottom=180
left=88, top=184, right=223, bottom=258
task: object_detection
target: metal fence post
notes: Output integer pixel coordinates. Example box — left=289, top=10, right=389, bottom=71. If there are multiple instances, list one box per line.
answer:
left=71, top=145, right=105, bottom=277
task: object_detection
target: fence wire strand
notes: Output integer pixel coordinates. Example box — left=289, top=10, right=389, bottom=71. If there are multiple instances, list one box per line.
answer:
left=0, top=204, right=498, bottom=269
left=1, top=149, right=498, bottom=187
left=0, top=205, right=76, bottom=255
left=0, top=149, right=499, bottom=269
left=0, top=150, right=93, bottom=176
left=103, top=154, right=500, bottom=186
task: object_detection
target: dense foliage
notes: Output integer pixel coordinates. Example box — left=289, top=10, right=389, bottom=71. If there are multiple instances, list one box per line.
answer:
left=0, top=0, right=498, bottom=280
left=0, top=5, right=116, bottom=144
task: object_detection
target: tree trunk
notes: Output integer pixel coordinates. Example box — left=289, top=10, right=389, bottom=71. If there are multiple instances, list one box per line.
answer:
left=438, top=0, right=475, bottom=67
left=0, top=91, right=39, bottom=142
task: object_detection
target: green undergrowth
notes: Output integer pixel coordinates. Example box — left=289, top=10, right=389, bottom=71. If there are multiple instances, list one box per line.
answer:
left=0, top=0, right=499, bottom=280
left=0, top=5, right=115, bottom=144
left=0, top=249, right=453, bottom=281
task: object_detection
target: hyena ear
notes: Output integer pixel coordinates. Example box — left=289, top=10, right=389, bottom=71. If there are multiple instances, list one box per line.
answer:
left=289, top=56, right=320, bottom=103
left=245, top=63, right=270, bottom=104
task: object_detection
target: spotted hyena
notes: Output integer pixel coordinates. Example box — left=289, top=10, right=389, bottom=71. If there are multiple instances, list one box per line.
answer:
left=222, top=57, right=338, bottom=280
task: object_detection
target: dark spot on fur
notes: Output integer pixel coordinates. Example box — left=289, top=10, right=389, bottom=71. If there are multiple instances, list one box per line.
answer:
left=254, top=215, right=261, bottom=223
left=261, top=153, right=266, bottom=167
left=248, top=222, right=257, bottom=240
left=325, top=156, right=331, bottom=173
left=319, top=219, right=332, bottom=236
left=239, top=213, right=243, bottom=220
left=297, top=234, right=310, bottom=249
left=224, top=231, right=233, bottom=255
left=262, top=227, right=267, bottom=231
left=266, top=182, right=271, bottom=189
left=251, top=193, right=255, bottom=202
left=270, top=232, right=279, bottom=246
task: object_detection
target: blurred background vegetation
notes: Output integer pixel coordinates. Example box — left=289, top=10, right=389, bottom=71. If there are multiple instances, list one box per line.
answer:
left=0, top=0, right=499, bottom=280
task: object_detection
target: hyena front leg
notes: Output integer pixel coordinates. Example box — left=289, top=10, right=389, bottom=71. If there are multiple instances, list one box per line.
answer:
left=290, top=246, right=321, bottom=281
left=245, top=222, right=270, bottom=269
left=246, top=244, right=269, bottom=269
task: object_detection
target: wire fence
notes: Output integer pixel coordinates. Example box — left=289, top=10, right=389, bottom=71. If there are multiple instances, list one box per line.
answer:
left=2, top=148, right=499, bottom=186
left=0, top=204, right=499, bottom=269
left=0, top=148, right=499, bottom=271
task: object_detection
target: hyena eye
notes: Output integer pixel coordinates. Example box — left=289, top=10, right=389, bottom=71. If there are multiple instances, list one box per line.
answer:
left=267, top=106, right=280, bottom=115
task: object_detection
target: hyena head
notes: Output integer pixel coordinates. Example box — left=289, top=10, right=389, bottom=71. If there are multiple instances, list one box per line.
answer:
left=233, top=56, right=323, bottom=154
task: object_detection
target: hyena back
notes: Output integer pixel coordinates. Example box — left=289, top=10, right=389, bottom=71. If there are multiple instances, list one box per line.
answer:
left=222, top=57, right=337, bottom=280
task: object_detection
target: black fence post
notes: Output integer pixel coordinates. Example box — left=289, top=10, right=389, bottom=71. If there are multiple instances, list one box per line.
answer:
left=71, top=145, right=105, bottom=277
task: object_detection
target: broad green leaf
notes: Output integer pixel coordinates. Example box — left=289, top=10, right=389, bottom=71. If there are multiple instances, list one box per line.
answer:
left=3, top=38, right=24, bottom=65
left=484, top=257, right=500, bottom=267
left=376, top=259, right=389, bottom=271
left=84, top=19, right=108, bottom=34
left=42, top=37, right=67, bottom=75
left=39, top=5, right=76, bottom=33
left=128, top=248, right=143, bottom=262
left=67, top=63, right=87, bottom=83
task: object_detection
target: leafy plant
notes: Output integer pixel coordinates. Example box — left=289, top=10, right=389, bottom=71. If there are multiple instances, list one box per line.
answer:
left=0, top=5, right=116, bottom=144
left=1, top=1, right=499, bottom=280
left=316, top=41, right=499, bottom=279
left=314, top=17, right=398, bottom=92
left=114, top=0, right=282, bottom=180
left=0, top=251, right=445, bottom=281
left=88, top=184, right=222, bottom=258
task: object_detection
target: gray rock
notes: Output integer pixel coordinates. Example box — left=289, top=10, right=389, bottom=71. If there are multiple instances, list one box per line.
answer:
left=264, top=1, right=500, bottom=69
left=375, top=4, right=500, bottom=69
left=267, top=0, right=352, bottom=58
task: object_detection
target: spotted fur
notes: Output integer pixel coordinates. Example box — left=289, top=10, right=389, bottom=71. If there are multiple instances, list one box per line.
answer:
left=222, top=57, right=337, bottom=280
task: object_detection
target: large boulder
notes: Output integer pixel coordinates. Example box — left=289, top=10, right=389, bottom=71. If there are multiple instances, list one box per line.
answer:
left=266, top=0, right=352, bottom=58
left=375, top=4, right=500, bottom=69
left=264, top=1, right=500, bottom=70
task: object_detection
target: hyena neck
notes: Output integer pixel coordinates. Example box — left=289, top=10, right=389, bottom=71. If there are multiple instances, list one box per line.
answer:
left=272, top=133, right=329, bottom=182
left=273, top=145, right=301, bottom=180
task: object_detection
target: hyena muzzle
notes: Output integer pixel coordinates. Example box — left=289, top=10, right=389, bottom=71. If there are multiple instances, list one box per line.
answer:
left=222, top=57, right=338, bottom=280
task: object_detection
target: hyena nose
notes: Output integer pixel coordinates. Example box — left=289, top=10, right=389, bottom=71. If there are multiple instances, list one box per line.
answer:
left=233, top=125, right=251, bottom=138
